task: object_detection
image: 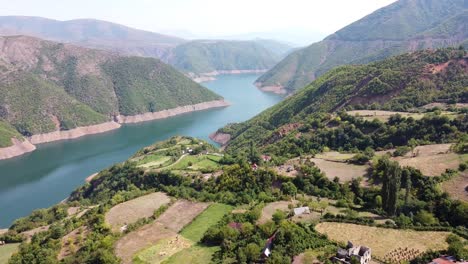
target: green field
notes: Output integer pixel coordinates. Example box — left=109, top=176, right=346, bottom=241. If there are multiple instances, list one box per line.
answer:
left=138, top=155, right=173, bottom=168
left=162, top=245, right=219, bottom=264
left=168, top=154, right=222, bottom=171
left=180, top=203, right=233, bottom=242
left=0, top=243, right=20, bottom=264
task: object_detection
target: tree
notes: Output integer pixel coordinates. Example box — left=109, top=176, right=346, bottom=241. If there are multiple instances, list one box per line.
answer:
left=379, top=157, right=401, bottom=216
left=272, top=210, right=287, bottom=224
left=282, top=182, right=297, bottom=198
left=414, top=210, right=438, bottom=225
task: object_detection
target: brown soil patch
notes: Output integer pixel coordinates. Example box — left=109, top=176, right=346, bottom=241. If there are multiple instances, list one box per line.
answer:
left=156, top=200, right=209, bottom=232
left=105, top=192, right=171, bottom=232
left=21, top=225, right=49, bottom=242
left=58, top=226, right=90, bottom=260
left=311, top=158, right=370, bottom=182
left=258, top=201, right=291, bottom=224
left=115, top=222, right=175, bottom=264
left=316, top=222, right=450, bottom=261
left=393, top=144, right=463, bottom=176
left=442, top=172, right=468, bottom=202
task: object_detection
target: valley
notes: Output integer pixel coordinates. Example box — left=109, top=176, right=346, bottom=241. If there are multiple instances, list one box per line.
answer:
left=0, top=74, right=283, bottom=228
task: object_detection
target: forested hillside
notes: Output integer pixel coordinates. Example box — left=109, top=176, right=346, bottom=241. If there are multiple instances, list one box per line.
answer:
left=163, top=40, right=280, bottom=76
left=256, top=0, right=467, bottom=93
left=220, top=48, right=467, bottom=154
left=0, top=35, right=222, bottom=143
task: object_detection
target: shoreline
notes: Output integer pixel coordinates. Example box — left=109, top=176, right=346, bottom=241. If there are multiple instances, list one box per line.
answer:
left=0, top=138, right=36, bottom=160
left=254, top=82, right=287, bottom=95
left=191, top=69, right=268, bottom=83
left=0, top=100, right=230, bottom=160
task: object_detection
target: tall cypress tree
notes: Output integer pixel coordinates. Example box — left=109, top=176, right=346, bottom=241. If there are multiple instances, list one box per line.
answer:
left=379, top=157, right=401, bottom=216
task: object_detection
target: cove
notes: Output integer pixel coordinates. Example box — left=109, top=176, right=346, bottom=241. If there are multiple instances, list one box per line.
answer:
left=0, top=74, right=283, bottom=228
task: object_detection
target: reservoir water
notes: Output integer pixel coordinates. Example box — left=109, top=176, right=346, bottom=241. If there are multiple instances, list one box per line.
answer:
left=0, top=74, right=283, bottom=228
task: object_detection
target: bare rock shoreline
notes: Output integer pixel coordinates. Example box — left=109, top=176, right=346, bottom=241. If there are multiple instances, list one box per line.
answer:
left=0, top=100, right=229, bottom=160
left=191, top=69, right=268, bottom=83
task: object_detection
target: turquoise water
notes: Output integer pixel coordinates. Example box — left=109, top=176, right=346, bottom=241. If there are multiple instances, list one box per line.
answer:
left=0, top=74, right=283, bottom=228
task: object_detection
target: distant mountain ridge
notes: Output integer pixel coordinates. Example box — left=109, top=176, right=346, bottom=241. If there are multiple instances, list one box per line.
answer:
left=162, top=40, right=281, bottom=78
left=0, top=16, right=184, bottom=58
left=256, top=0, right=468, bottom=93
left=0, top=16, right=293, bottom=78
left=0, top=35, right=223, bottom=152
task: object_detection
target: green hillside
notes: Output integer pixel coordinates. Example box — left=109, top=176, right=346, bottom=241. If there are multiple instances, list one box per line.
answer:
left=165, top=40, right=280, bottom=75
left=0, top=120, right=22, bottom=148
left=222, top=48, right=468, bottom=154
left=0, top=36, right=222, bottom=146
left=256, top=0, right=468, bottom=93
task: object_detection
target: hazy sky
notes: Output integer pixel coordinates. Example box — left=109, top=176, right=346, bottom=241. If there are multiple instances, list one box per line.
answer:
left=1, top=0, right=397, bottom=44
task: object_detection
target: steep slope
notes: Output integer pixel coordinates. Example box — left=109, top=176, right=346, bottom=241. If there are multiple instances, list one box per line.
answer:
left=256, top=0, right=468, bottom=93
left=220, top=48, right=467, bottom=153
left=0, top=35, right=224, bottom=151
left=0, top=16, right=184, bottom=58
left=163, top=40, right=280, bottom=78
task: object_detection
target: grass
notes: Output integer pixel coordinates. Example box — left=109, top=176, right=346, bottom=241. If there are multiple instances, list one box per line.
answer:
left=0, top=243, right=20, bottom=264
left=0, top=120, right=22, bottom=147
left=133, top=235, right=192, bottom=264
left=105, top=192, right=171, bottom=231
left=180, top=203, right=233, bottom=242
left=162, top=245, right=219, bottom=264
left=441, top=171, right=468, bottom=202
left=138, top=155, right=173, bottom=168
left=167, top=154, right=222, bottom=171
left=315, top=222, right=451, bottom=261
left=310, top=158, right=370, bottom=182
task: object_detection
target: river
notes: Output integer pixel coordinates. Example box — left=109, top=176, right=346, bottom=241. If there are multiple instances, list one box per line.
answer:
left=0, top=74, right=283, bottom=228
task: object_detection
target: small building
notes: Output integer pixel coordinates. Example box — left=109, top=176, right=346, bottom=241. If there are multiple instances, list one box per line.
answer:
left=333, top=241, right=371, bottom=264
left=430, top=256, right=468, bottom=264
left=261, top=232, right=277, bottom=259
left=293, top=206, right=310, bottom=216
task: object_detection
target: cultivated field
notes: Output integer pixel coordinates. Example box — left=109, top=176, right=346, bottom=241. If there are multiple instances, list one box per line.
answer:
left=315, top=152, right=355, bottom=161
left=310, top=158, right=370, bottom=182
left=315, top=222, right=450, bottom=261
left=163, top=245, right=219, bottom=264
left=442, top=172, right=468, bottom=202
left=0, top=243, right=20, bottom=264
left=105, top=192, right=171, bottom=231
left=156, top=200, right=210, bottom=232
left=115, top=222, right=176, bottom=264
left=258, top=201, right=291, bottom=224
left=180, top=203, right=233, bottom=242
left=132, top=235, right=193, bottom=264
left=393, top=144, right=465, bottom=176
left=346, top=110, right=425, bottom=121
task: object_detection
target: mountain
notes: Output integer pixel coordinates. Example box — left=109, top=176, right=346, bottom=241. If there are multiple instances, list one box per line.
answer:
left=162, top=40, right=281, bottom=77
left=252, top=38, right=295, bottom=58
left=256, top=0, right=468, bottom=93
left=0, top=35, right=222, bottom=146
left=0, top=16, right=184, bottom=58
left=0, top=16, right=292, bottom=79
left=219, top=48, right=467, bottom=153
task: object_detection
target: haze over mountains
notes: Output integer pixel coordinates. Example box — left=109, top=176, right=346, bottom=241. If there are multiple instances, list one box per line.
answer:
left=256, top=0, right=468, bottom=93
left=0, top=16, right=293, bottom=78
